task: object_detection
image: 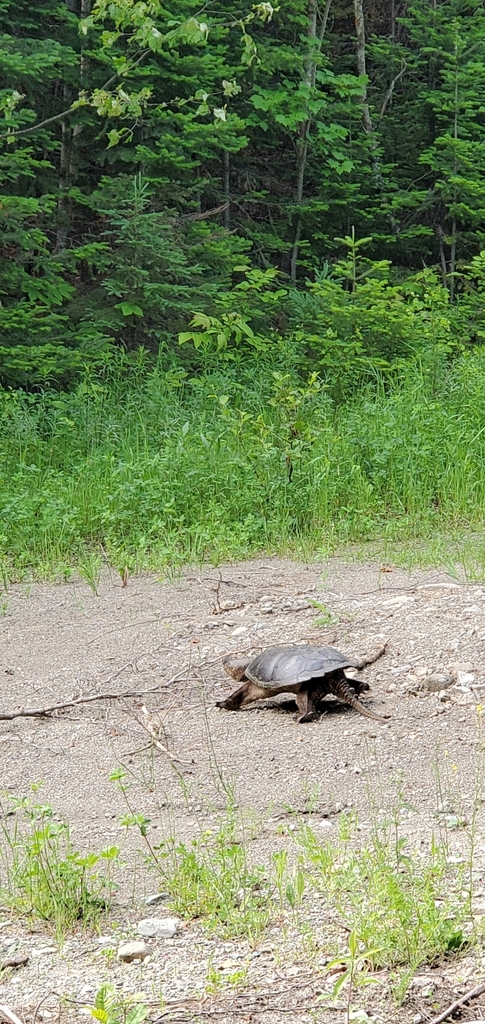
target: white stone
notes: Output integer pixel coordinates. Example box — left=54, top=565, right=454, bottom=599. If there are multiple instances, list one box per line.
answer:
left=456, top=671, right=475, bottom=687
left=118, top=941, right=148, bottom=962
left=137, top=916, right=179, bottom=938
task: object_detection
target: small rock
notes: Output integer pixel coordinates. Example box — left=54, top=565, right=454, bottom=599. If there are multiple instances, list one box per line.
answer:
left=259, top=595, right=272, bottom=603
left=218, top=958, right=240, bottom=970
left=453, top=660, right=475, bottom=672
left=231, top=626, right=247, bottom=636
left=436, top=801, right=455, bottom=814
left=260, top=604, right=274, bottom=614
left=423, top=672, right=453, bottom=692
left=455, top=670, right=476, bottom=686
left=118, top=941, right=148, bottom=962
left=0, top=953, right=29, bottom=970
left=145, top=893, right=170, bottom=906
left=137, top=917, right=179, bottom=938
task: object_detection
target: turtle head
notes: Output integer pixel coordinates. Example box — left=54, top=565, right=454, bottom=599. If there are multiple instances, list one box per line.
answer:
left=222, top=654, right=251, bottom=681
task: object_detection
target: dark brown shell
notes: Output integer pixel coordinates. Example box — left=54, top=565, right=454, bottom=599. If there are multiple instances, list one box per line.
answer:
left=245, top=644, right=361, bottom=690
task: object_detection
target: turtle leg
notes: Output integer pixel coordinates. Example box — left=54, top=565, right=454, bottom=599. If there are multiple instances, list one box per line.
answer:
left=216, top=680, right=269, bottom=711
left=345, top=676, right=370, bottom=695
left=296, top=686, right=318, bottom=723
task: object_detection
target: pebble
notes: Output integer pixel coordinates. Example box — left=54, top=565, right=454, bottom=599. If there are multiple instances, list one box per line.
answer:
left=137, top=917, right=179, bottom=939
left=423, top=672, right=453, bottom=692
left=218, top=958, right=240, bottom=970
left=455, top=670, right=476, bottom=686
left=145, top=893, right=170, bottom=906
left=453, top=661, right=475, bottom=674
left=117, top=941, right=148, bottom=963
left=231, top=626, right=247, bottom=636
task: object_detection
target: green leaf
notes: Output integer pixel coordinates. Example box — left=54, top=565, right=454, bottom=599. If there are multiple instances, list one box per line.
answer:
left=115, top=302, right=144, bottom=317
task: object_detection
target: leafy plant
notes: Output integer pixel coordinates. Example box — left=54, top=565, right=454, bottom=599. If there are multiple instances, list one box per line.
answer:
left=88, top=984, right=148, bottom=1024
left=0, top=790, right=120, bottom=942
left=322, top=929, right=383, bottom=1024
left=298, top=808, right=468, bottom=1002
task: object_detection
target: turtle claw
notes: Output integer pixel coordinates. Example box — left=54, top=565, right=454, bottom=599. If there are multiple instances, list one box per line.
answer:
left=296, top=711, right=318, bottom=723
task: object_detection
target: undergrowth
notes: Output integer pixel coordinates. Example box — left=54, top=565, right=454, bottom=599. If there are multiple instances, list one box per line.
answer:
left=0, top=789, right=121, bottom=942
left=2, top=351, right=485, bottom=578
left=113, top=760, right=475, bottom=1005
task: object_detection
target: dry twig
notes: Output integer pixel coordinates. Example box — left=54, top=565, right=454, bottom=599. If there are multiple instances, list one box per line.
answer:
left=0, top=668, right=187, bottom=721
left=427, top=981, right=485, bottom=1024
left=0, top=1006, right=24, bottom=1024
left=134, top=703, right=193, bottom=766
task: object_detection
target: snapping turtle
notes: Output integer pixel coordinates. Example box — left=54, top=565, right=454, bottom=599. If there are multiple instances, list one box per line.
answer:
left=217, top=643, right=388, bottom=723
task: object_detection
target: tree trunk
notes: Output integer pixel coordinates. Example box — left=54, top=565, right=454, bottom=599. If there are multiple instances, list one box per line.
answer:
left=289, top=0, right=332, bottom=283
left=353, top=0, right=373, bottom=135
left=353, top=0, right=384, bottom=187
left=56, top=0, right=91, bottom=250
left=223, top=150, right=230, bottom=230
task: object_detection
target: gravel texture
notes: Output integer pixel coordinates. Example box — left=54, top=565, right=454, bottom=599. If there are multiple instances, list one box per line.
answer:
left=2, top=556, right=485, bottom=1023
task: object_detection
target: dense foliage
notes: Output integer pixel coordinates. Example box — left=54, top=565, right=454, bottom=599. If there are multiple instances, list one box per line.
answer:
left=2, top=0, right=485, bottom=383
left=2, top=1, right=485, bottom=573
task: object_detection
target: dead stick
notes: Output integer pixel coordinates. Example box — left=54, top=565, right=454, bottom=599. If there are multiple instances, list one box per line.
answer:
left=130, top=704, right=192, bottom=766
left=427, top=981, right=485, bottom=1024
left=0, top=669, right=187, bottom=721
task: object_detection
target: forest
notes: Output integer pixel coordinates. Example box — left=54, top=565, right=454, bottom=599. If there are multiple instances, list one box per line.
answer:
left=2, top=0, right=485, bottom=577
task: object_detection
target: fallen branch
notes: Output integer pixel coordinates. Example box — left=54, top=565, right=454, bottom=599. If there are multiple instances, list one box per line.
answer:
left=428, top=981, right=485, bottom=1024
left=134, top=703, right=193, bottom=766
left=0, top=1006, right=23, bottom=1024
left=0, top=668, right=187, bottom=721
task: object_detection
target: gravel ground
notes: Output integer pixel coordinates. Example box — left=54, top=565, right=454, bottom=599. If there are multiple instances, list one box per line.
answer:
left=2, top=555, right=485, bottom=1024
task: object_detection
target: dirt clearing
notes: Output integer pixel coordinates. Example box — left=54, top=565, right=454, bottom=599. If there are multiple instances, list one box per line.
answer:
left=2, top=556, right=485, bottom=1024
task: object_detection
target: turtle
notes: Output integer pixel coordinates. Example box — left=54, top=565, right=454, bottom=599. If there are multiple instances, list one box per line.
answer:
left=216, top=643, right=388, bottom=723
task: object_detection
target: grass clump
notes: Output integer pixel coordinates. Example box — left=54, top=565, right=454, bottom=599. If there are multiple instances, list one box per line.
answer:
left=149, top=816, right=272, bottom=944
left=299, top=810, right=468, bottom=1002
left=0, top=789, right=121, bottom=942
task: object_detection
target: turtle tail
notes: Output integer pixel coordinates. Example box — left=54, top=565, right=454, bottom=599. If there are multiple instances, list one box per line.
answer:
left=330, top=678, right=389, bottom=723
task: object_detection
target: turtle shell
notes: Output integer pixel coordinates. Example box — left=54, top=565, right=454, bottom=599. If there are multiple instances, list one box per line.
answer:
left=245, top=644, right=361, bottom=691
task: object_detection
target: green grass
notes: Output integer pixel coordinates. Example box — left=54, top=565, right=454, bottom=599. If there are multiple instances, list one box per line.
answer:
left=0, top=789, right=121, bottom=942
left=2, top=350, right=485, bottom=577
left=118, top=773, right=473, bottom=1003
